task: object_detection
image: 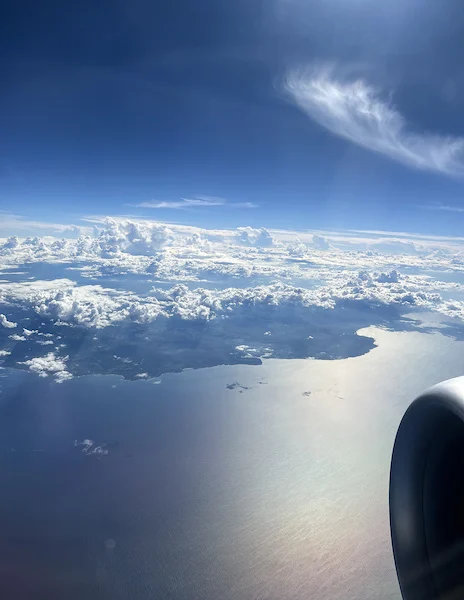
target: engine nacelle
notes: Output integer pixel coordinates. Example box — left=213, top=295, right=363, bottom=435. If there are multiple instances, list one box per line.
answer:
left=390, top=376, right=464, bottom=600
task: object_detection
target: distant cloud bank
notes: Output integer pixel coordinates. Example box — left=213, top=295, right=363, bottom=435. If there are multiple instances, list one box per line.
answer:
left=1, top=217, right=464, bottom=380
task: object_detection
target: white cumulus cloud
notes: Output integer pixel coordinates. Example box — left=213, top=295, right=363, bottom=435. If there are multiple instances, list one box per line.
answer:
left=23, top=328, right=37, bottom=336
left=9, top=334, right=26, bottom=341
left=285, top=64, right=464, bottom=176
left=1, top=217, right=464, bottom=378
left=237, top=227, right=275, bottom=247
left=19, top=352, right=72, bottom=382
left=313, top=234, right=330, bottom=250
left=0, top=314, right=17, bottom=328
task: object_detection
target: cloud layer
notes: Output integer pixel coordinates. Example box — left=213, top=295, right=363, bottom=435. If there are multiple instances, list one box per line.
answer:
left=1, top=217, right=464, bottom=381
left=285, top=65, right=464, bottom=176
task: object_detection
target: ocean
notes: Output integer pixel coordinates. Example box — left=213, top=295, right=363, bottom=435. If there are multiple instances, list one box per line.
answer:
left=1, top=325, right=463, bottom=599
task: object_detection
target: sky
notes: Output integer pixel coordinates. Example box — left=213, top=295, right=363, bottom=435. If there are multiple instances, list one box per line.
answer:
left=3, top=0, right=464, bottom=234
left=3, top=5, right=464, bottom=590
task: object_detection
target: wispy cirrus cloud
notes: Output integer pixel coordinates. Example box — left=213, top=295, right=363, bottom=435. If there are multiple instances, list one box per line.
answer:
left=285, top=64, right=464, bottom=177
left=419, top=203, right=464, bottom=213
left=133, top=196, right=257, bottom=209
left=0, top=212, right=91, bottom=237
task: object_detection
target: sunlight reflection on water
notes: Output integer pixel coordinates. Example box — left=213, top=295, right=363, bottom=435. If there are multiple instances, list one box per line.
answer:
left=0, top=326, right=463, bottom=599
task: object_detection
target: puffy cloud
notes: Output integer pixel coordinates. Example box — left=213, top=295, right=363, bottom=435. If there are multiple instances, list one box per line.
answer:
left=19, top=352, right=72, bottom=383
left=236, top=227, right=275, bottom=247
left=54, top=370, right=73, bottom=383
left=35, top=284, right=165, bottom=328
left=338, top=270, right=440, bottom=310
left=0, top=350, right=11, bottom=357
left=312, top=234, right=330, bottom=250
left=182, top=232, right=212, bottom=252
left=1, top=217, right=464, bottom=381
left=287, top=238, right=308, bottom=257
left=3, top=236, right=20, bottom=250
left=1, top=218, right=463, bottom=288
left=0, top=314, right=17, bottom=328
left=0, top=265, right=461, bottom=379
left=9, top=334, right=26, bottom=341
left=0, top=279, right=166, bottom=328
left=23, top=328, right=37, bottom=336
left=22, top=236, right=47, bottom=250
left=0, top=266, right=458, bottom=334
left=376, top=270, right=399, bottom=284
left=77, top=219, right=173, bottom=257
left=0, top=218, right=173, bottom=266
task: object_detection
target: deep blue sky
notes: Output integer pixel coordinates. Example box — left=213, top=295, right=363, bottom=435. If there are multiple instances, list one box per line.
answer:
left=2, top=0, right=464, bottom=233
